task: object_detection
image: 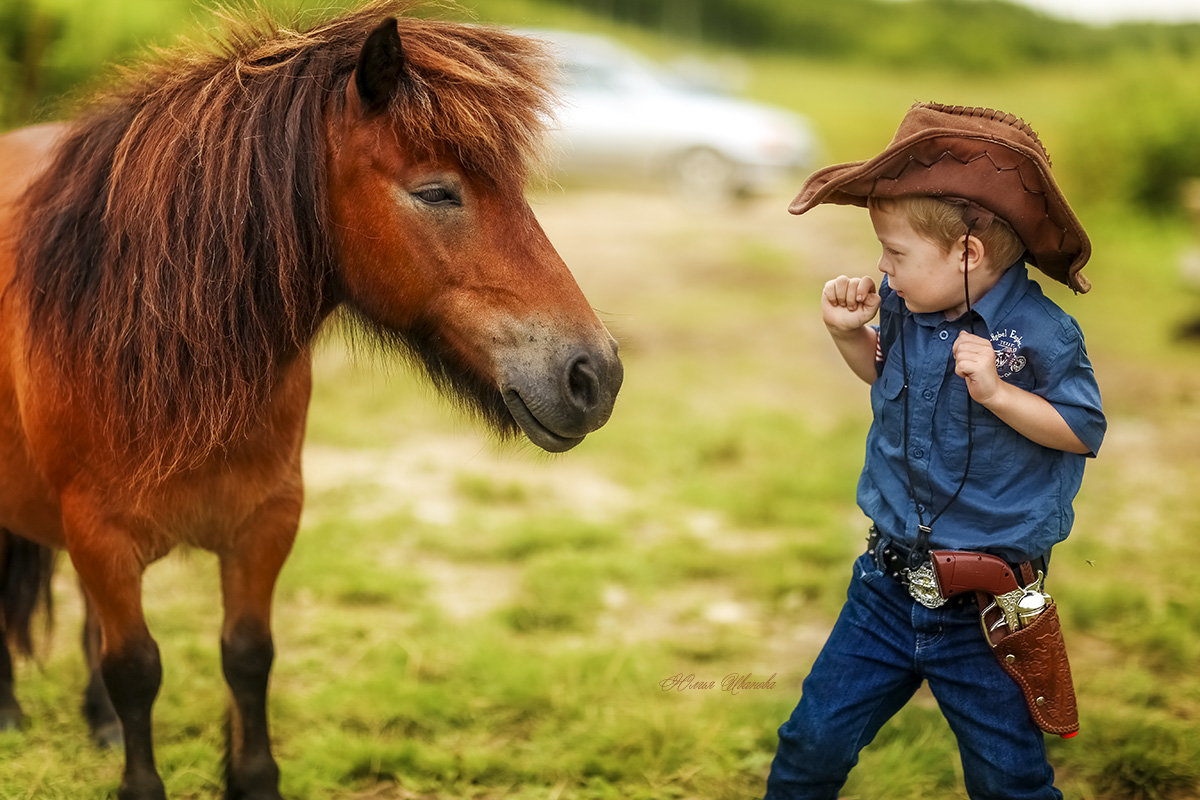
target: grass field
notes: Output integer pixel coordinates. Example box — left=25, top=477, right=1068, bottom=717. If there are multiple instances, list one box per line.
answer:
left=5, top=184, right=1200, bottom=799
left=4, top=3, right=1200, bottom=799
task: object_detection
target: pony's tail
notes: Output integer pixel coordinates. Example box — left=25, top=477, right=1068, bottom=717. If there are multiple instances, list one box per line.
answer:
left=1, top=529, right=55, bottom=657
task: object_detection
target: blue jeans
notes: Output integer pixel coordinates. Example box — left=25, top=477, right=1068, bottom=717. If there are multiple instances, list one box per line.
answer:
left=764, top=552, right=1062, bottom=800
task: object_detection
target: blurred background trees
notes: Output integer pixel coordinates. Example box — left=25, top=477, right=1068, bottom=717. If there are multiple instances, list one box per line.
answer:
left=547, top=0, right=1200, bottom=68
left=2, top=0, right=1199, bottom=213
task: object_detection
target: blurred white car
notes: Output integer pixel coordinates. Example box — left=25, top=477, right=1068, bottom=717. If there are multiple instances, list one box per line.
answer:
left=531, top=30, right=819, bottom=199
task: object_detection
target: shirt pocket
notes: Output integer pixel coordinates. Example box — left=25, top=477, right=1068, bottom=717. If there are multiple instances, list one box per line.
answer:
left=939, top=378, right=1007, bottom=476
left=871, top=354, right=906, bottom=449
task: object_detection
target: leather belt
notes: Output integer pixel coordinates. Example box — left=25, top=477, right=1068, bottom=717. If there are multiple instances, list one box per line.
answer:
left=866, top=526, right=1044, bottom=609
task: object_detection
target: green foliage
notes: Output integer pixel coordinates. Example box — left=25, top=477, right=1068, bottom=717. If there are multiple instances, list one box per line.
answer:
left=1069, top=56, right=1200, bottom=212
left=0, top=0, right=66, bottom=124
left=6, top=0, right=1200, bottom=218
left=544, top=0, right=1200, bottom=70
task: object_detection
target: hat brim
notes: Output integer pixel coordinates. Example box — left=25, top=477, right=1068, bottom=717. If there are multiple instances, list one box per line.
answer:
left=790, top=126, right=1091, bottom=293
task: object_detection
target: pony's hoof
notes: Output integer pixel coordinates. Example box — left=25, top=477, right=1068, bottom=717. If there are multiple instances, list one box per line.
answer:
left=92, top=720, right=124, bottom=749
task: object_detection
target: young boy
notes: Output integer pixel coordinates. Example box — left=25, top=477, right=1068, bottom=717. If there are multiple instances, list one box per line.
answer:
left=764, top=103, right=1106, bottom=800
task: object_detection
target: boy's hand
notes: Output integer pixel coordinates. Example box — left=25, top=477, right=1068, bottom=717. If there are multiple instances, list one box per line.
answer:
left=822, top=275, right=881, bottom=333
left=954, top=331, right=1091, bottom=454
left=953, top=331, right=1001, bottom=404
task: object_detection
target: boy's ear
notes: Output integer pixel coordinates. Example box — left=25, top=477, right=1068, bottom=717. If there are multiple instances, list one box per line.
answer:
left=355, top=18, right=406, bottom=114
left=961, top=233, right=987, bottom=273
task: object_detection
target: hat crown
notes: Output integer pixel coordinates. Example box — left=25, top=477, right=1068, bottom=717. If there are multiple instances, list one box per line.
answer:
left=897, top=102, right=1051, bottom=165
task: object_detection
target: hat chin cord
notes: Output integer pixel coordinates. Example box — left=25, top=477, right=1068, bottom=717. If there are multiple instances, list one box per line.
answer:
left=900, top=223, right=979, bottom=565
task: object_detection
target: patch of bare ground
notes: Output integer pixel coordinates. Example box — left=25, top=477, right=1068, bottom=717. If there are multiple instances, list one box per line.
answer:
left=303, top=437, right=634, bottom=528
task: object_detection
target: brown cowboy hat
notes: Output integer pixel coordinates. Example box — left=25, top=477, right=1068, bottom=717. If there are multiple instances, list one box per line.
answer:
left=790, top=102, right=1092, bottom=293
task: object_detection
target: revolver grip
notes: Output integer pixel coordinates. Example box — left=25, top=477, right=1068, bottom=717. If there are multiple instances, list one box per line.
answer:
left=930, top=550, right=1020, bottom=597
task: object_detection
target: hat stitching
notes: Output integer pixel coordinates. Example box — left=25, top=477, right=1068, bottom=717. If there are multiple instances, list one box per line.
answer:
left=869, top=150, right=1055, bottom=221
left=919, top=102, right=1049, bottom=163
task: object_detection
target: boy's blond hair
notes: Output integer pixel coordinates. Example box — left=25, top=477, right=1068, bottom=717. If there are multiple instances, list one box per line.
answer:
left=868, top=195, right=1027, bottom=272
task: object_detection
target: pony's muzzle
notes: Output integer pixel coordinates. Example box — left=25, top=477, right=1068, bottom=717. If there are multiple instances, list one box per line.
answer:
left=501, top=339, right=621, bottom=453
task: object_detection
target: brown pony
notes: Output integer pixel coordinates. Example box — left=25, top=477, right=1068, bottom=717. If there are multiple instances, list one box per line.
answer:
left=0, top=3, right=621, bottom=798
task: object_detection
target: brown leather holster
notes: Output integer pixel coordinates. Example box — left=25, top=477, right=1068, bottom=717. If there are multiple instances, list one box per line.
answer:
left=979, top=594, right=1079, bottom=737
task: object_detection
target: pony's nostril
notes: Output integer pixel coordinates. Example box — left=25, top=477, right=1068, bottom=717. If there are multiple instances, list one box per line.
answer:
left=566, top=354, right=600, bottom=413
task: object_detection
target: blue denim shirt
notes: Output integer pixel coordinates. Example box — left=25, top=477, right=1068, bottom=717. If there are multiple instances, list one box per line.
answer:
left=858, top=263, right=1106, bottom=563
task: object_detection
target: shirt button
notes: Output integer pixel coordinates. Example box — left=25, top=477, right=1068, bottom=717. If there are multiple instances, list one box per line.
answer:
left=911, top=448, right=925, bottom=459
left=939, top=330, right=949, bottom=340
left=922, top=389, right=935, bottom=401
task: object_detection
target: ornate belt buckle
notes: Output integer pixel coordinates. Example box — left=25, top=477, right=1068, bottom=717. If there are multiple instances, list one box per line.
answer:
left=903, top=560, right=946, bottom=609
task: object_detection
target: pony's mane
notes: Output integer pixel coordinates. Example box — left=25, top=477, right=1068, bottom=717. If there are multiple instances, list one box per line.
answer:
left=16, top=1, right=556, bottom=481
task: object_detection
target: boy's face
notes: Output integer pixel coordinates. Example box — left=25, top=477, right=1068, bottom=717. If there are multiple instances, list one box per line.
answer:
left=869, top=203, right=967, bottom=317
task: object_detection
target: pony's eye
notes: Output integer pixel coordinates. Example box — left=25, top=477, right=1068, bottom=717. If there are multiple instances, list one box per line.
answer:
left=413, top=186, right=460, bottom=207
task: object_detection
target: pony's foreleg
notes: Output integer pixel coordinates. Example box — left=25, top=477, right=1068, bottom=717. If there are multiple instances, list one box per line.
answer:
left=63, top=509, right=165, bottom=800
left=219, top=494, right=300, bottom=800
left=81, top=584, right=123, bottom=747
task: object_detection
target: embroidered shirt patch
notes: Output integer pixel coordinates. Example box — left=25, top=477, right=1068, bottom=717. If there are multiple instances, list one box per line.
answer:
left=991, top=328, right=1027, bottom=378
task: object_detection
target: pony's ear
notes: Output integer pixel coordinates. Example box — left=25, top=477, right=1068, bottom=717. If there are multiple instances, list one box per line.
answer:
left=355, top=18, right=406, bottom=113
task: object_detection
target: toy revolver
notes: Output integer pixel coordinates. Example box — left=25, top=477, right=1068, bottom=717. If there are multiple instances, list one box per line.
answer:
left=928, top=550, right=1079, bottom=737
left=928, top=550, right=1049, bottom=641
